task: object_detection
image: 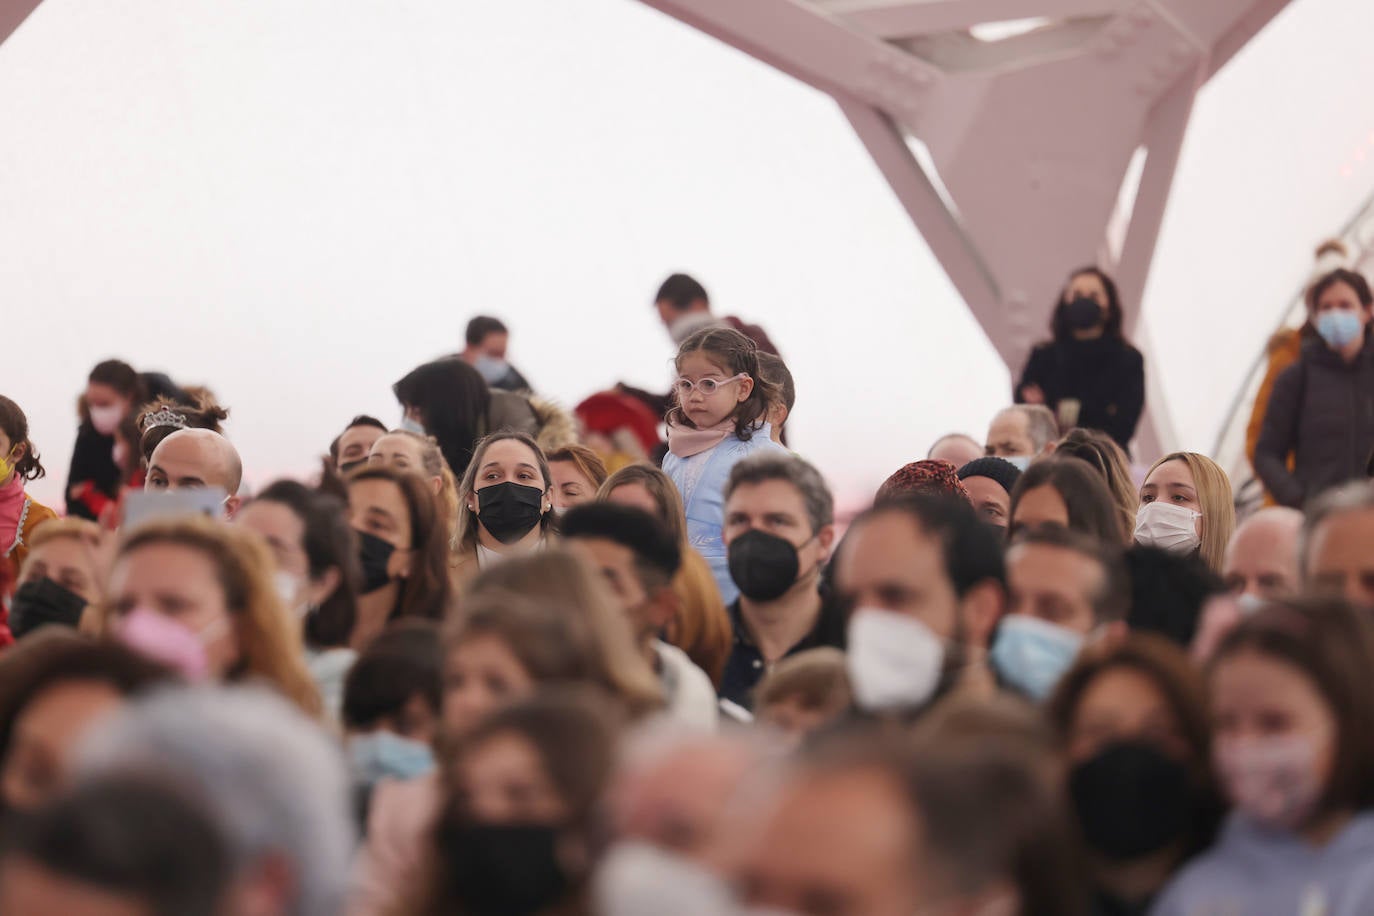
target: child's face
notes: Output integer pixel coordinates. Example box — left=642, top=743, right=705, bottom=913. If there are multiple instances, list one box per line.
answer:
left=676, top=351, right=753, bottom=429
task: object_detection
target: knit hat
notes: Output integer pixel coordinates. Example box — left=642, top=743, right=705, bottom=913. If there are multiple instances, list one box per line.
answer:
left=956, top=456, right=1022, bottom=496
left=575, top=391, right=662, bottom=455
left=876, top=459, right=971, bottom=505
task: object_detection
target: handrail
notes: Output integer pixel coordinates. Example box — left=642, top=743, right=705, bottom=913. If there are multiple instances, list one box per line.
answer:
left=1210, top=189, right=1374, bottom=514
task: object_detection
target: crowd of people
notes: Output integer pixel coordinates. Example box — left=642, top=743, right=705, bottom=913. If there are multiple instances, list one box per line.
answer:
left=0, top=258, right=1372, bottom=916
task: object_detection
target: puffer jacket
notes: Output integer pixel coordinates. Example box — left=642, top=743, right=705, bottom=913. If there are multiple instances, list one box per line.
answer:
left=1255, top=334, right=1374, bottom=507
left=486, top=391, right=578, bottom=455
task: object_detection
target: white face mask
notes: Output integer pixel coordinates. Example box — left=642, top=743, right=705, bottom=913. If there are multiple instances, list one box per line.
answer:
left=846, top=608, right=944, bottom=712
left=1003, top=455, right=1031, bottom=472
left=668, top=312, right=718, bottom=344
left=594, top=842, right=739, bottom=916
left=399, top=416, right=426, bottom=436
left=1134, top=502, right=1201, bottom=555
left=89, top=404, right=125, bottom=436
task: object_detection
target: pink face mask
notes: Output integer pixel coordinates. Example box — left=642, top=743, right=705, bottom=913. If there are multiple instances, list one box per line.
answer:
left=1214, top=734, right=1321, bottom=830
left=117, top=607, right=224, bottom=681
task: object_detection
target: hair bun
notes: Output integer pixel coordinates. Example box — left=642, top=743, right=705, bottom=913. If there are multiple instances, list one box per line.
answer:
left=1315, top=238, right=1349, bottom=261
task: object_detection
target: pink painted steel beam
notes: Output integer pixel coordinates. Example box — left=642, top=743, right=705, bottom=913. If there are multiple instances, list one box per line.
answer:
left=820, top=0, right=1125, bottom=40
left=636, top=0, right=1292, bottom=458
left=0, top=0, right=43, bottom=49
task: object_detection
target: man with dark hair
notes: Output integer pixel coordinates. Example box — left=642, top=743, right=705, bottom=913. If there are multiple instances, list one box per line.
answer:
left=720, top=454, right=842, bottom=711
left=653, top=272, right=780, bottom=354
left=561, top=503, right=718, bottom=728
left=834, top=494, right=1006, bottom=715
left=956, top=456, right=1022, bottom=535
left=0, top=775, right=233, bottom=916
left=330, top=415, right=388, bottom=474
left=620, top=273, right=783, bottom=421
left=731, top=729, right=1083, bottom=916
left=993, top=528, right=1132, bottom=701
left=459, top=315, right=531, bottom=392
left=1124, top=546, right=1224, bottom=648
left=1005, top=527, right=1129, bottom=635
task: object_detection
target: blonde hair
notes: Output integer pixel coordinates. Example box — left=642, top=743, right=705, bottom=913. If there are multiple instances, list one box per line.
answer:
left=596, top=465, right=732, bottom=684
left=95, top=517, right=322, bottom=717
left=22, top=519, right=106, bottom=631
left=547, top=444, right=609, bottom=492
left=756, top=647, right=850, bottom=712
left=25, top=517, right=102, bottom=554
left=1055, top=428, right=1137, bottom=544
left=461, top=551, right=663, bottom=718
left=1143, top=452, right=1236, bottom=574
left=386, top=429, right=460, bottom=546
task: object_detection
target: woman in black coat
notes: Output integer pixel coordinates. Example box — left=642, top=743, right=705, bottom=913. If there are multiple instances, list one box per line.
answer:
left=1255, top=268, right=1374, bottom=508
left=1016, top=267, right=1146, bottom=451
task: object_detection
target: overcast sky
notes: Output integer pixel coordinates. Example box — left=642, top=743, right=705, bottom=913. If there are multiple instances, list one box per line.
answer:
left=3, top=0, right=1372, bottom=509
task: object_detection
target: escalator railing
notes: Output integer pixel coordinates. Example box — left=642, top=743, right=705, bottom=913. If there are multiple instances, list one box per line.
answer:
left=1210, top=191, right=1374, bottom=517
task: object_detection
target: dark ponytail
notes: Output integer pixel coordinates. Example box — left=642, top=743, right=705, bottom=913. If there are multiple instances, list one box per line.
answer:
left=0, top=395, right=45, bottom=481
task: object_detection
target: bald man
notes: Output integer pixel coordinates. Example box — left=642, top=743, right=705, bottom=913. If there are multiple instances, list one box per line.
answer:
left=927, top=433, right=983, bottom=469
left=147, top=429, right=244, bottom=516
left=1222, top=506, right=1303, bottom=604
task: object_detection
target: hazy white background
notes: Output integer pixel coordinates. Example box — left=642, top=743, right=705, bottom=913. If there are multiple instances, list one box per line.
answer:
left=2, top=0, right=1372, bottom=509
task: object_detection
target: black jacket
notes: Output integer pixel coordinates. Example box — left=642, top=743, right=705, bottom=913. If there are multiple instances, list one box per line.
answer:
left=1255, top=335, right=1374, bottom=508
left=64, top=422, right=119, bottom=521
left=1016, top=337, right=1145, bottom=449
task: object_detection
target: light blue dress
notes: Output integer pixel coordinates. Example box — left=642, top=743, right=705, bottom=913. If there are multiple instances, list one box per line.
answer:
left=1150, top=811, right=1374, bottom=916
left=663, top=425, right=785, bottom=605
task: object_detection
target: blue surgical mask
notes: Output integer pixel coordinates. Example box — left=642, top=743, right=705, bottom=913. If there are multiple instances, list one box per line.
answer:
left=1315, top=310, right=1365, bottom=351
left=990, top=614, right=1084, bottom=701
left=474, top=354, right=512, bottom=385
left=399, top=416, right=426, bottom=435
left=1005, top=455, right=1032, bottom=472
left=348, top=730, right=435, bottom=784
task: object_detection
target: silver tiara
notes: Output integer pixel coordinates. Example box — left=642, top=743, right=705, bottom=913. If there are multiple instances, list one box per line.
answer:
left=142, top=407, right=188, bottom=431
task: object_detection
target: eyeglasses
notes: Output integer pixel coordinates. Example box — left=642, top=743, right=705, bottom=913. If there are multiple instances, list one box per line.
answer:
left=673, top=373, right=748, bottom=397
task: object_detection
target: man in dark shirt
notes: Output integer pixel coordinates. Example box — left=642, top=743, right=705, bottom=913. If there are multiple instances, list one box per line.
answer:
left=459, top=315, right=532, bottom=393
left=619, top=273, right=781, bottom=420
left=718, top=454, right=843, bottom=710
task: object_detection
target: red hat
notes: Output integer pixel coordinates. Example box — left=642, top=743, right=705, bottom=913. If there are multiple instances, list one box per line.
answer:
left=575, top=391, right=662, bottom=455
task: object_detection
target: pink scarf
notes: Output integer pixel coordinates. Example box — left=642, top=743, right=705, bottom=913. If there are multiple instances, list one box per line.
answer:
left=667, top=418, right=736, bottom=458
left=0, top=473, right=25, bottom=558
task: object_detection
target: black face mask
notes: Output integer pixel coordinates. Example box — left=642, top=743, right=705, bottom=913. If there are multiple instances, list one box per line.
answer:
left=438, top=823, right=569, bottom=916
left=357, top=531, right=397, bottom=595
left=477, top=482, right=545, bottom=545
left=1064, top=295, right=1105, bottom=331
left=9, top=578, right=87, bottom=639
left=728, top=529, right=810, bottom=603
left=1069, top=741, right=1193, bottom=861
